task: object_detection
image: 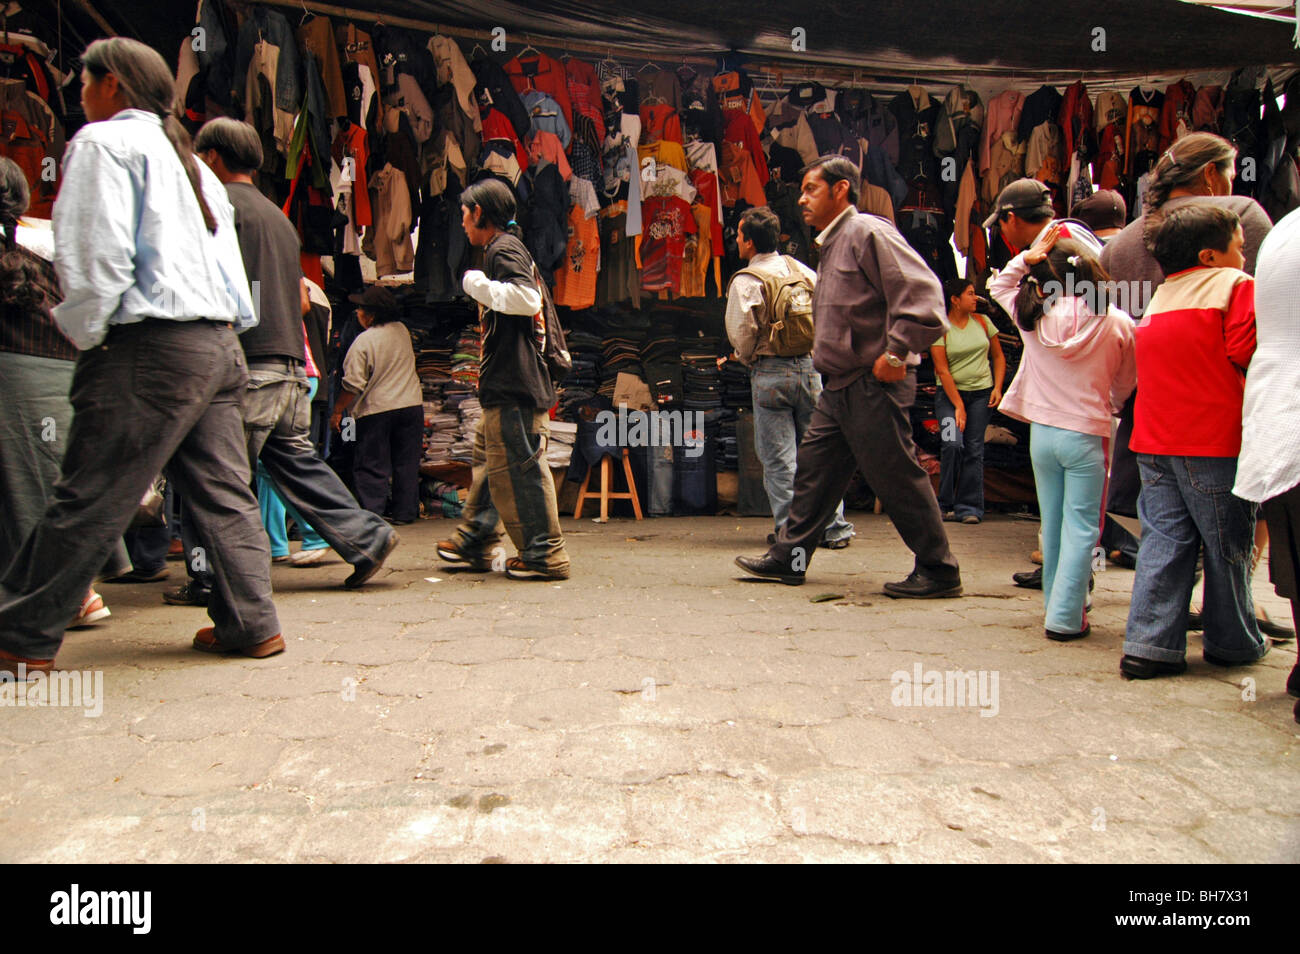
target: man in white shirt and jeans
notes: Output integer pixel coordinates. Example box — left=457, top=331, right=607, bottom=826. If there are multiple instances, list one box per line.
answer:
left=725, top=206, right=854, bottom=549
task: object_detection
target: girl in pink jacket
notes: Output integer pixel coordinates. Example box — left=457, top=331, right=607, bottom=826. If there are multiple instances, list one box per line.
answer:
left=991, top=225, right=1137, bottom=639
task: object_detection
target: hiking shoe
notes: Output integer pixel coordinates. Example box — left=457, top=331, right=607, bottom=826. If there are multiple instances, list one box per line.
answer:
left=163, top=581, right=210, bottom=606
left=436, top=539, right=492, bottom=572
left=504, top=557, right=569, bottom=581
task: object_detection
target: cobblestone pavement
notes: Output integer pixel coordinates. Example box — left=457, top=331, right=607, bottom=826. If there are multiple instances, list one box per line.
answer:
left=3, top=513, right=1296, bottom=863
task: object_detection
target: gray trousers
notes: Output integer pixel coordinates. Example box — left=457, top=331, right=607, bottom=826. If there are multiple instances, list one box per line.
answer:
left=769, top=370, right=959, bottom=581
left=183, top=358, right=394, bottom=588
left=0, top=320, right=280, bottom=659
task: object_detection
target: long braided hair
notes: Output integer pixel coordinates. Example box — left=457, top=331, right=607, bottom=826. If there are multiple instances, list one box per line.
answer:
left=1140, top=132, right=1236, bottom=253
left=82, top=37, right=217, bottom=233
left=0, top=156, right=57, bottom=314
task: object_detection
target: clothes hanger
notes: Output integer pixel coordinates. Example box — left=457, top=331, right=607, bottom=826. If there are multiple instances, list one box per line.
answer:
left=471, top=42, right=489, bottom=59
left=639, top=61, right=659, bottom=74
left=519, top=40, right=541, bottom=58
left=299, top=0, right=313, bottom=26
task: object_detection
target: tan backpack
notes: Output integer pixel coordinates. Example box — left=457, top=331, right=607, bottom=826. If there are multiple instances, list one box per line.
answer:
left=729, top=256, right=816, bottom=357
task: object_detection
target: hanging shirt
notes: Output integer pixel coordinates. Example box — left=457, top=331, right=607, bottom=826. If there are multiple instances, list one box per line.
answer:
left=553, top=203, right=600, bottom=309
left=527, top=130, right=572, bottom=181
left=639, top=104, right=683, bottom=144
left=480, top=106, right=525, bottom=166
left=521, top=89, right=572, bottom=149
left=640, top=195, right=696, bottom=293
left=504, top=51, right=574, bottom=131
left=52, top=109, right=255, bottom=350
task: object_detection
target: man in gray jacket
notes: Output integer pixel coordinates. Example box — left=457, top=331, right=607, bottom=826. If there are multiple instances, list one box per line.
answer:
left=735, top=156, right=961, bottom=597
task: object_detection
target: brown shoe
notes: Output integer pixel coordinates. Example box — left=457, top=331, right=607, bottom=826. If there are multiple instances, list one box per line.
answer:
left=0, top=647, right=54, bottom=679
left=192, top=627, right=285, bottom=658
left=344, top=531, right=399, bottom=589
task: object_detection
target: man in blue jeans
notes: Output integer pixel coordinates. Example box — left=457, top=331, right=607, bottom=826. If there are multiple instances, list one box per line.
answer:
left=725, top=206, right=854, bottom=548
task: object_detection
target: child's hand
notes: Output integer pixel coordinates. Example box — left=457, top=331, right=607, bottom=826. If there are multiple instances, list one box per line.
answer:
left=1025, top=223, right=1061, bottom=266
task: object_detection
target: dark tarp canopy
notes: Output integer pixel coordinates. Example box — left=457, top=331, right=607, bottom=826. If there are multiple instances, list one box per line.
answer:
left=21, top=0, right=1300, bottom=79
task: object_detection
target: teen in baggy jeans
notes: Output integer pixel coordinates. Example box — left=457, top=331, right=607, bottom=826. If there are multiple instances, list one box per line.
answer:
left=1123, top=455, right=1266, bottom=664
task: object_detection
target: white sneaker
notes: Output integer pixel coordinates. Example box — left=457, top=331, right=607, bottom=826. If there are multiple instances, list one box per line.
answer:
left=290, top=547, right=330, bottom=566
left=69, top=590, right=111, bottom=629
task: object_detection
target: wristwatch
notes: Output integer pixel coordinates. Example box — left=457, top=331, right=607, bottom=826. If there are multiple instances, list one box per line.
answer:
left=884, top=351, right=906, bottom=368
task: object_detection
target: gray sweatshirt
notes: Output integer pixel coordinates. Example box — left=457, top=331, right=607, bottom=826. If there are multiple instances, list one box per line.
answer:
left=811, top=209, right=948, bottom=389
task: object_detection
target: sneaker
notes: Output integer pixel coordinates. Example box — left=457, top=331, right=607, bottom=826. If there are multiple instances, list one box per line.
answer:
left=883, top=570, right=962, bottom=599
left=289, top=547, right=330, bottom=567
left=1030, top=550, right=1043, bottom=565
left=941, top=511, right=959, bottom=522
left=961, top=515, right=981, bottom=525
left=504, top=557, right=569, bottom=581
left=819, top=537, right=851, bottom=550
left=436, top=539, right=492, bottom=572
left=163, top=581, right=210, bottom=606
left=1120, top=655, right=1187, bottom=679
left=103, top=566, right=170, bottom=583
left=68, top=590, right=111, bottom=629
left=272, top=555, right=290, bottom=563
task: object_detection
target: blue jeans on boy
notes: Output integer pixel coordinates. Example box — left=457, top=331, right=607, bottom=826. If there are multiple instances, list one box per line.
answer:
left=751, top=355, right=853, bottom=543
left=1030, top=423, right=1106, bottom=634
left=935, top=386, right=992, bottom=519
left=1123, top=454, right=1266, bottom=664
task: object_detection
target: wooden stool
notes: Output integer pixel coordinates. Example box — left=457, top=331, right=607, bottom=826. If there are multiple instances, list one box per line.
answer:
left=574, top=449, right=643, bottom=522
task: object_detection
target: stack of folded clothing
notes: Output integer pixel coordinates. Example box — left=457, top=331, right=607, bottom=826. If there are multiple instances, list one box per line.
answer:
left=448, top=393, right=482, bottom=464
left=682, top=346, right=723, bottom=411
left=547, top=419, right=577, bottom=468
left=422, top=397, right=461, bottom=465
left=559, top=323, right=604, bottom=421
left=452, top=327, right=482, bottom=389
left=704, top=407, right=739, bottom=472
left=641, top=320, right=682, bottom=410
left=420, top=478, right=465, bottom=518
left=719, top=359, right=752, bottom=408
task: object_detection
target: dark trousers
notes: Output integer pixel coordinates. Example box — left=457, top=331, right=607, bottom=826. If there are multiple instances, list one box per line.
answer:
left=935, top=386, right=992, bottom=519
left=0, top=320, right=279, bottom=659
left=354, top=405, right=424, bottom=523
left=770, top=370, right=959, bottom=581
left=184, top=363, right=395, bottom=587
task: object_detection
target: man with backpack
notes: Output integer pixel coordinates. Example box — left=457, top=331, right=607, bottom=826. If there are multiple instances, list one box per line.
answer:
left=725, top=206, right=854, bottom=549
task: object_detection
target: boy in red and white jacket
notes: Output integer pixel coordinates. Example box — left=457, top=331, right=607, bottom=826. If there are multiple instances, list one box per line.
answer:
left=1122, top=204, right=1268, bottom=679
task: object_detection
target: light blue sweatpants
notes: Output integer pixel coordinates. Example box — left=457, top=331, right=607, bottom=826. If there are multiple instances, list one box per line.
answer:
left=1029, top=422, right=1106, bottom=634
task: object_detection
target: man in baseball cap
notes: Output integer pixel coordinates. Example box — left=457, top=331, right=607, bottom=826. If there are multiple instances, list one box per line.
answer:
left=986, top=178, right=1103, bottom=257
left=1069, top=189, right=1127, bottom=241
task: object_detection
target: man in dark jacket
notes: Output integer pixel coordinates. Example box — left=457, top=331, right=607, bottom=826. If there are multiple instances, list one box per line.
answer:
left=178, top=118, right=398, bottom=597
left=735, top=156, right=961, bottom=597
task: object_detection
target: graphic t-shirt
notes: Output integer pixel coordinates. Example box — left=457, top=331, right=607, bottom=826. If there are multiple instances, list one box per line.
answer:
left=640, top=196, right=697, bottom=293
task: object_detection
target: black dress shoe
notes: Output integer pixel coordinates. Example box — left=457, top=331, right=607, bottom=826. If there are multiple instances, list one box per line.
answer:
left=162, top=581, right=210, bottom=606
left=345, top=531, right=399, bottom=589
left=734, top=554, right=805, bottom=585
left=1256, top=617, right=1295, bottom=642
left=1012, top=567, right=1042, bottom=589
left=883, top=570, right=962, bottom=599
left=1186, top=610, right=1204, bottom=631
left=1046, top=623, right=1091, bottom=641
left=766, top=532, right=777, bottom=545
left=1204, top=647, right=1268, bottom=668
left=1120, top=655, right=1188, bottom=679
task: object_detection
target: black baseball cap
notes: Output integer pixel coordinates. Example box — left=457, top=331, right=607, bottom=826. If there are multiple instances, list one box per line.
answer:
left=1071, top=189, right=1127, bottom=232
left=983, top=179, right=1054, bottom=229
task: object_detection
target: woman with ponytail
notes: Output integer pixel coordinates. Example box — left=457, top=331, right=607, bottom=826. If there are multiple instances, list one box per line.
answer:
left=991, top=226, right=1137, bottom=642
left=0, top=38, right=285, bottom=677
